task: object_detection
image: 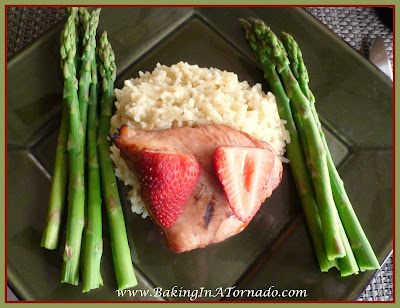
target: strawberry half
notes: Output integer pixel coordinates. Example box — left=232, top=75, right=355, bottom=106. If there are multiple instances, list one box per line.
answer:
left=136, top=150, right=201, bottom=228
left=214, top=146, right=275, bottom=222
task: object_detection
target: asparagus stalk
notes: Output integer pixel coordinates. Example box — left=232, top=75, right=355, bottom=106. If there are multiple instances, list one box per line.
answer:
left=82, top=22, right=103, bottom=293
left=280, top=31, right=358, bottom=276
left=289, top=89, right=359, bottom=276
left=41, top=15, right=72, bottom=247
left=78, top=7, right=90, bottom=38
left=60, top=8, right=86, bottom=285
left=78, top=8, right=101, bottom=140
left=98, top=32, right=138, bottom=290
left=280, top=32, right=310, bottom=101
left=68, top=7, right=80, bottom=74
left=281, top=32, right=379, bottom=271
left=241, top=19, right=337, bottom=272
left=330, top=170, right=380, bottom=270
left=40, top=100, right=69, bottom=249
left=337, top=219, right=359, bottom=276
left=41, top=7, right=81, bottom=251
left=250, top=19, right=345, bottom=260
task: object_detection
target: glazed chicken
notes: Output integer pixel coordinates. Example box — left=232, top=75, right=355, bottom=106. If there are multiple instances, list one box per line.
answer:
left=112, top=124, right=283, bottom=252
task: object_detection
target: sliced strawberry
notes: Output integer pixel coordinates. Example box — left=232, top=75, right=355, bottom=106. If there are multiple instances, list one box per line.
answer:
left=136, top=150, right=201, bottom=228
left=214, top=146, right=275, bottom=222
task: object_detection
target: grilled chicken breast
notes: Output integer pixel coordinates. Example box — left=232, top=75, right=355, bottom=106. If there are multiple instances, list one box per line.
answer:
left=113, top=124, right=283, bottom=252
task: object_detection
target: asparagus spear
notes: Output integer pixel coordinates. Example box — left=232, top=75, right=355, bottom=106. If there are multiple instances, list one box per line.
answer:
left=60, top=8, right=86, bottom=285
left=68, top=7, right=80, bottom=74
left=280, top=31, right=358, bottom=276
left=289, top=95, right=359, bottom=276
left=280, top=32, right=310, bottom=101
left=78, top=7, right=90, bottom=38
left=40, top=97, right=69, bottom=250
left=337, top=220, right=359, bottom=276
left=82, top=23, right=103, bottom=293
left=281, top=32, right=379, bottom=271
left=98, top=31, right=138, bottom=290
left=249, top=19, right=345, bottom=260
left=40, top=11, right=72, bottom=247
left=240, top=19, right=337, bottom=272
left=78, top=8, right=101, bottom=140
left=41, top=7, right=81, bottom=251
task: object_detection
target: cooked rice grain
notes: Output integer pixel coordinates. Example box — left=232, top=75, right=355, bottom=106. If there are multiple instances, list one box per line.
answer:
left=110, top=62, right=289, bottom=218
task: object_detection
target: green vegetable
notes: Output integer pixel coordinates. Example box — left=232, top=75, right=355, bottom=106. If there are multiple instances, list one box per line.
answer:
left=60, top=8, right=86, bottom=285
left=78, top=8, right=101, bottom=141
left=240, top=19, right=337, bottom=272
left=98, top=31, right=138, bottom=290
left=241, top=17, right=380, bottom=275
left=280, top=31, right=358, bottom=276
left=68, top=7, right=81, bottom=73
left=249, top=19, right=345, bottom=261
left=78, top=7, right=90, bottom=38
left=41, top=8, right=83, bottom=251
left=281, top=31, right=380, bottom=271
left=82, top=10, right=103, bottom=293
left=40, top=101, right=69, bottom=250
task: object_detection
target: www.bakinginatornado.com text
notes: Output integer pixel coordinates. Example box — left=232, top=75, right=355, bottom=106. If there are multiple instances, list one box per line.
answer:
left=116, top=285, right=308, bottom=301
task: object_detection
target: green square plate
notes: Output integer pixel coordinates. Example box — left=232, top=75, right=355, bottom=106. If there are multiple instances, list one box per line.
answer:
left=7, top=7, right=393, bottom=301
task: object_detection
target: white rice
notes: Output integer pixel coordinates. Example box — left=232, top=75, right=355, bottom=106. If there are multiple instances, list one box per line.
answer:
left=110, top=61, right=289, bottom=218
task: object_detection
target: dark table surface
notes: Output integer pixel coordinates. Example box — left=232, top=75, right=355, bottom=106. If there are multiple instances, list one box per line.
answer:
left=6, top=6, right=393, bottom=302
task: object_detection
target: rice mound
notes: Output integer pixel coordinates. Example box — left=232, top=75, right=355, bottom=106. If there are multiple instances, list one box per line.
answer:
left=110, top=61, right=289, bottom=218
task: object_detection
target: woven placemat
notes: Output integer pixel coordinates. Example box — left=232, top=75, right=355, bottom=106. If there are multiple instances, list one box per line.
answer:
left=305, top=7, right=393, bottom=68
left=6, top=6, right=393, bottom=302
left=7, top=7, right=68, bottom=59
left=357, top=255, right=394, bottom=301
